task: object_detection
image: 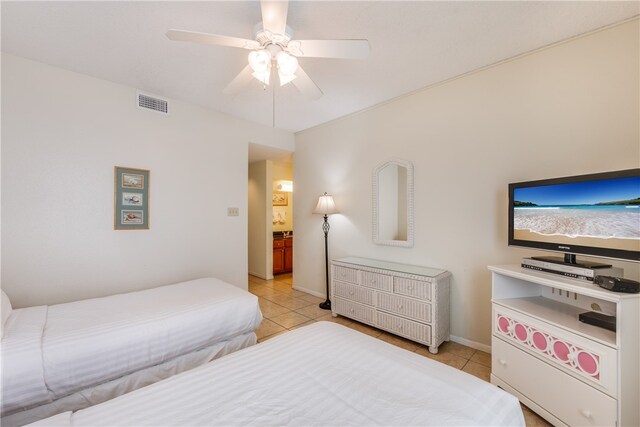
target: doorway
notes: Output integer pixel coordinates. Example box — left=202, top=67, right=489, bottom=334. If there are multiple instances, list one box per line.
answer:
left=247, top=144, right=294, bottom=281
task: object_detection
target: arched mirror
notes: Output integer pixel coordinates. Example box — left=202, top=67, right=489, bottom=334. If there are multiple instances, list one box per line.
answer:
left=373, top=159, right=414, bottom=247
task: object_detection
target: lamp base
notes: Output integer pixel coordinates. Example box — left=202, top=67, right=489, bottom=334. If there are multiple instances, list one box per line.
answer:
left=319, top=300, right=331, bottom=310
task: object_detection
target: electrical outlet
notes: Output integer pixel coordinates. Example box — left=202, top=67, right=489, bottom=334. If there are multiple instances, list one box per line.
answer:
left=227, top=207, right=239, bottom=216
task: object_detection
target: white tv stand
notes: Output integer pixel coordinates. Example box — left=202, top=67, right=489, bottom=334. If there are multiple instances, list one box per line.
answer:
left=489, top=265, right=639, bottom=427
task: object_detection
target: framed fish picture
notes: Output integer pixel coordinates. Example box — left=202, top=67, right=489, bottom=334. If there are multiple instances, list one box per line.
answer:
left=114, top=166, right=150, bottom=230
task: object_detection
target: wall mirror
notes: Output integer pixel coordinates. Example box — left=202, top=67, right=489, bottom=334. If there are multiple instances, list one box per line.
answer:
left=373, top=159, right=414, bottom=247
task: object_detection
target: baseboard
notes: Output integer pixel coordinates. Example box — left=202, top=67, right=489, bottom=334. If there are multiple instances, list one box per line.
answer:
left=292, top=285, right=325, bottom=299
left=248, top=271, right=273, bottom=281
left=449, top=334, right=491, bottom=354
left=268, top=279, right=491, bottom=354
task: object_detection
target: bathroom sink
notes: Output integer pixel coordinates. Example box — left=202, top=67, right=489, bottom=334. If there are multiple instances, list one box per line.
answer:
left=273, top=230, right=293, bottom=238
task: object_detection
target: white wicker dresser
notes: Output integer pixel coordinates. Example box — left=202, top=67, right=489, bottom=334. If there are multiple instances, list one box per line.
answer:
left=330, top=257, right=451, bottom=354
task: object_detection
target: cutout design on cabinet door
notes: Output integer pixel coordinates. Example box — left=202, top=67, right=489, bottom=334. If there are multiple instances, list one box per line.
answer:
left=495, top=313, right=602, bottom=383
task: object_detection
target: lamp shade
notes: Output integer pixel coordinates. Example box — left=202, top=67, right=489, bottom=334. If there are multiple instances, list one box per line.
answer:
left=313, top=192, right=339, bottom=215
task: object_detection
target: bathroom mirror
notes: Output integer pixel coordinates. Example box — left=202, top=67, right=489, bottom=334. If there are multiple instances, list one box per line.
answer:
left=373, top=159, right=414, bottom=247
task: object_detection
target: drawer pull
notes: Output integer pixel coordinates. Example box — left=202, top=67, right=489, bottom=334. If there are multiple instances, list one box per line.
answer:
left=408, top=285, right=414, bottom=290
left=371, top=279, right=377, bottom=284
left=349, top=308, right=355, bottom=313
left=349, top=291, right=354, bottom=296
left=580, top=410, right=592, bottom=419
left=397, top=325, right=403, bottom=330
left=498, top=359, right=507, bottom=366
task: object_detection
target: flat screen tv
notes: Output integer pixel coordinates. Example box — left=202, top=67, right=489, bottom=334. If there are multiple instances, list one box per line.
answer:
left=509, top=169, right=640, bottom=265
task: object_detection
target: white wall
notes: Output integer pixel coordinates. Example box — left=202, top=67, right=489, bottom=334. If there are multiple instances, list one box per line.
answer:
left=293, top=20, right=640, bottom=348
left=1, top=53, right=294, bottom=308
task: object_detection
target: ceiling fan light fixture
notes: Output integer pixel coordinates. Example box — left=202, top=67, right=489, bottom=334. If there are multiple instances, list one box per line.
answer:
left=276, top=51, right=298, bottom=85
left=252, top=69, right=271, bottom=85
left=248, top=49, right=272, bottom=73
left=278, top=71, right=297, bottom=86
left=276, top=51, right=298, bottom=76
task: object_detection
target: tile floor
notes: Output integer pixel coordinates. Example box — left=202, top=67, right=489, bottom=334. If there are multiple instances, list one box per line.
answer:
left=249, top=273, right=551, bottom=427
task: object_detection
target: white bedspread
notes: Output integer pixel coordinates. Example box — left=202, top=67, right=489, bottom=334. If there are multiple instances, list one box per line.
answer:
left=1, top=306, right=50, bottom=413
left=2, top=278, right=262, bottom=415
left=31, top=322, right=525, bottom=426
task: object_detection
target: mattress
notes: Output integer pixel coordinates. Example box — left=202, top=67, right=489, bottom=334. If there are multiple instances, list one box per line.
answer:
left=2, top=278, right=262, bottom=416
left=2, top=332, right=256, bottom=427
left=30, top=322, right=525, bottom=426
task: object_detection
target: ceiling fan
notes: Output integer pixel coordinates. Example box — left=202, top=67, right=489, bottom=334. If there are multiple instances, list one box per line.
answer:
left=166, top=1, right=370, bottom=100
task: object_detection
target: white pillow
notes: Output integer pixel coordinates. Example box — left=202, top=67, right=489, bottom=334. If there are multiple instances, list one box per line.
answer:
left=2, top=290, right=12, bottom=338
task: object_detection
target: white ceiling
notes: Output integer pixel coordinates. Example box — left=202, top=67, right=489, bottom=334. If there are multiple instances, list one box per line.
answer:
left=1, top=1, right=638, bottom=134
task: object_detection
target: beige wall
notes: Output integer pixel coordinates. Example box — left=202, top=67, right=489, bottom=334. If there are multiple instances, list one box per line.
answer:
left=272, top=160, right=293, bottom=232
left=248, top=160, right=273, bottom=280
left=293, top=20, right=640, bottom=348
left=1, top=54, right=294, bottom=308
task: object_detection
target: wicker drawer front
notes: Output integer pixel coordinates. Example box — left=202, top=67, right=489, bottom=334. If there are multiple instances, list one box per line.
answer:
left=334, top=298, right=376, bottom=324
left=361, top=271, right=392, bottom=292
left=377, top=293, right=431, bottom=323
left=377, top=311, right=430, bottom=345
left=333, top=266, right=359, bottom=284
left=394, top=277, right=431, bottom=301
left=333, top=281, right=374, bottom=306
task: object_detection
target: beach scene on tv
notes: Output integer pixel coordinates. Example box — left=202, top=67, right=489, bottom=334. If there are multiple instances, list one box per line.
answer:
left=513, top=176, right=640, bottom=252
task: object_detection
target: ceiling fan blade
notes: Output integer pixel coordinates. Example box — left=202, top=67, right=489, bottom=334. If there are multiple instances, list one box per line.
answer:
left=260, top=0, right=288, bottom=35
left=291, top=65, right=323, bottom=101
left=223, top=65, right=255, bottom=95
left=166, top=29, right=259, bottom=50
left=288, top=39, right=370, bottom=59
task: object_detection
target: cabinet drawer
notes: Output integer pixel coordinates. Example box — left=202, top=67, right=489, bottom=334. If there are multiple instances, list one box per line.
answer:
left=334, top=281, right=374, bottom=306
left=334, top=298, right=376, bottom=324
left=492, top=338, right=616, bottom=427
left=273, top=239, right=284, bottom=248
left=377, top=292, right=431, bottom=323
left=361, top=271, right=392, bottom=292
left=333, top=265, right=359, bottom=284
left=493, top=305, right=617, bottom=396
left=377, top=311, right=430, bottom=345
left=393, top=277, right=431, bottom=301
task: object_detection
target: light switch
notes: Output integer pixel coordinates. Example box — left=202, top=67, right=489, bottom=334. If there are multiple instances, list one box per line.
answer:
left=227, top=207, right=239, bottom=216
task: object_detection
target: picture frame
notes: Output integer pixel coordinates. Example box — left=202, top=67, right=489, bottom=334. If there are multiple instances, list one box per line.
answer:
left=272, top=191, right=288, bottom=206
left=115, top=166, right=149, bottom=230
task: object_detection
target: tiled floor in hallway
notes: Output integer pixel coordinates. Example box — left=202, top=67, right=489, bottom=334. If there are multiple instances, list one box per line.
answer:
left=248, top=273, right=551, bottom=427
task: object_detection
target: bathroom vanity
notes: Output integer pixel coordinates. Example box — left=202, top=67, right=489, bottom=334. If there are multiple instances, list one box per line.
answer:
left=273, top=231, right=293, bottom=275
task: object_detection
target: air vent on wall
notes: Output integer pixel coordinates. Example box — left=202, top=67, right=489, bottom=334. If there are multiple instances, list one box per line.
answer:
left=137, top=91, right=169, bottom=115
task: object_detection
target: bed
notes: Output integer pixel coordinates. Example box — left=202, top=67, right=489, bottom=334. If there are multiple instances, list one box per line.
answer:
left=29, top=321, right=525, bottom=426
left=1, top=278, right=263, bottom=427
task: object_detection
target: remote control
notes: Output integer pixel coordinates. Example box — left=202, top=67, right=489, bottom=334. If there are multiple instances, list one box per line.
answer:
left=594, top=275, right=640, bottom=294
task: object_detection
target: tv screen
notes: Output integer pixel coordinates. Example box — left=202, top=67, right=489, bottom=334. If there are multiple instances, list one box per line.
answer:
left=509, top=169, right=640, bottom=263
